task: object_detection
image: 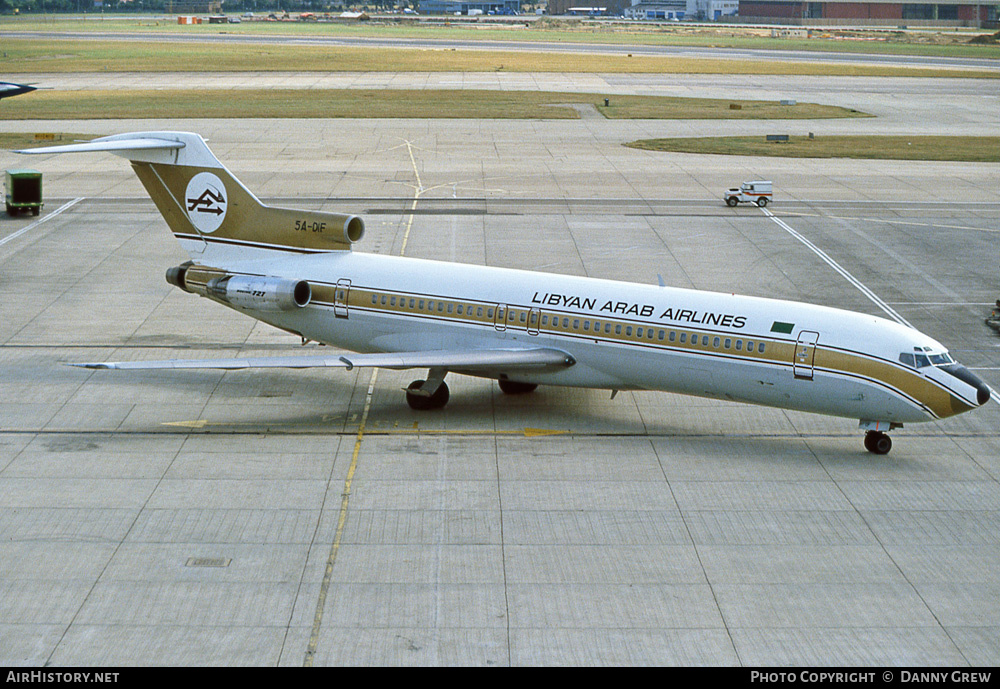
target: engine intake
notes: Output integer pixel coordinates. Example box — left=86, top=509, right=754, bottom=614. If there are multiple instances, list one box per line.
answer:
left=206, top=275, right=311, bottom=312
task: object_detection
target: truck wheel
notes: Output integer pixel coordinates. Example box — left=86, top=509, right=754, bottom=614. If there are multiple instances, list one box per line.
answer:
left=726, top=197, right=738, bottom=207
left=756, top=197, right=768, bottom=207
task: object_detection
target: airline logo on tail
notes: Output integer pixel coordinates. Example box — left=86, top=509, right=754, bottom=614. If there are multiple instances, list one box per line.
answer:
left=185, top=172, right=227, bottom=233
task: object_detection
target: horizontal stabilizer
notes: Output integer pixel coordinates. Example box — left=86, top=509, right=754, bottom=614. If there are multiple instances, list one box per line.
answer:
left=16, top=137, right=185, bottom=156
left=69, top=347, right=576, bottom=372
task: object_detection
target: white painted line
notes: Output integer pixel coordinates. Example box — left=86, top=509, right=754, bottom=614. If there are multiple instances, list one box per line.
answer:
left=760, top=206, right=913, bottom=328
left=0, top=197, right=84, bottom=248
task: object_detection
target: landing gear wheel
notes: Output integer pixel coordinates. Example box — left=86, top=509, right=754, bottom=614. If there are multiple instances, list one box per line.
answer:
left=864, top=431, right=892, bottom=455
left=756, top=197, right=768, bottom=207
left=405, top=379, right=450, bottom=411
left=498, top=380, right=538, bottom=395
left=726, top=197, right=738, bottom=207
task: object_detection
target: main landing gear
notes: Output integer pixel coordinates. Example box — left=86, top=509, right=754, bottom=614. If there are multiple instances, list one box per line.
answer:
left=405, top=367, right=450, bottom=410
left=405, top=372, right=540, bottom=410
left=498, top=380, right=538, bottom=395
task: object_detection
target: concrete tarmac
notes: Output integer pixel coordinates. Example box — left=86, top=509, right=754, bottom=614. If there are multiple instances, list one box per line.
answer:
left=1, top=74, right=1000, bottom=666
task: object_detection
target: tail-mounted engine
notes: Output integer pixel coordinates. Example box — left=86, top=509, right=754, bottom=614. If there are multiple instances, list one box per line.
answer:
left=167, top=263, right=311, bottom=312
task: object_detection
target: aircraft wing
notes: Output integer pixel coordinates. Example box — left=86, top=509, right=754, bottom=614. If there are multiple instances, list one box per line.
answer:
left=69, top=347, right=575, bottom=372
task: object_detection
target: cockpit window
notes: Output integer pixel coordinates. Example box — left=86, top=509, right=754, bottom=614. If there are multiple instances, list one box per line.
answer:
left=900, top=350, right=954, bottom=369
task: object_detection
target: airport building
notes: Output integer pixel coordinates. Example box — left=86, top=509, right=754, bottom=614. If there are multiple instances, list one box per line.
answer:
left=623, top=0, right=738, bottom=19
left=417, top=0, right=521, bottom=12
left=738, top=0, right=998, bottom=25
left=549, top=0, right=995, bottom=23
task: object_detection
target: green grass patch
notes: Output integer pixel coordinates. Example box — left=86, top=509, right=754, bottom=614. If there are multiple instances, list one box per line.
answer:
left=1, top=37, right=996, bottom=78
left=0, top=89, right=868, bottom=120
left=598, top=97, right=866, bottom=120
left=626, top=135, right=1000, bottom=162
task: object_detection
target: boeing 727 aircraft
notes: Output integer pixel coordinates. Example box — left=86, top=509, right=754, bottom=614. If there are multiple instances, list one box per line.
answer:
left=18, top=131, right=991, bottom=454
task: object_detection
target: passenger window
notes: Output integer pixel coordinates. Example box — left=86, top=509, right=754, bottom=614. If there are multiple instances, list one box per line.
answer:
left=735, top=340, right=742, bottom=351
left=669, top=332, right=676, bottom=342
left=438, top=303, right=445, bottom=313
left=487, top=308, right=493, bottom=318
left=478, top=307, right=484, bottom=317
left=615, top=325, right=622, bottom=335
left=713, top=336, right=720, bottom=348
left=584, top=321, right=590, bottom=331
left=724, top=339, right=731, bottom=349
left=605, top=323, right=612, bottom=334
left=573, top=319, right=580, bottom=330
left=658, top=330, right=665, bottom=341
left=747, top=341, right=754, bottom=352
left=759, top=343, right=766, bottom=354
left=371, top=295, right=378, bottom=304
left=680, top=333, right=687, bottom=343
left=456, top=305, right=463, bottom=315
left=448, top=304, right=454, bottom=314
left=626, top=326, right=633, bottom=336
left=637, top=327, right=643, bottom=338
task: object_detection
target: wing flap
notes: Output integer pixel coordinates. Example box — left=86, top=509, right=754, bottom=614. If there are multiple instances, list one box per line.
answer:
left=69, top=347, right=575, bottom=372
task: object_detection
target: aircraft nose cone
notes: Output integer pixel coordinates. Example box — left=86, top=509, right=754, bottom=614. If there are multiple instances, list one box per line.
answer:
left=943, top=364, right=991, bottom=406
left=977, top=379, right=991, bottom=406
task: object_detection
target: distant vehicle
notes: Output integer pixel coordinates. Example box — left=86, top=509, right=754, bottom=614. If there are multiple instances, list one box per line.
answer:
left=5, top=169, right=43, bottom=216
left=725, top=180, right=772, bottom=207
left=0, top=82, right=38, bottom=100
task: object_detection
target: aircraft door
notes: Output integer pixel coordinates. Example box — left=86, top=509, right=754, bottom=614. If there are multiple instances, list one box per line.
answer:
left=793, top=330, right=819, bottom=380
left=494, top=304, right=507, bottom=332
left=527, top=308, right=541, bottom=336
left=334, top=279, right=351, bottom=319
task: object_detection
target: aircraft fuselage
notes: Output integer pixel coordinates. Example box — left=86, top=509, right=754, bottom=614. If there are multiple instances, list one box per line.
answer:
left=209, top=249, right=988, bottom=426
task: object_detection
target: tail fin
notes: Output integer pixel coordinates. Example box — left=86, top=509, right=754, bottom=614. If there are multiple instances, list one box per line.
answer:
left=17, top=131, right=364, bottom=263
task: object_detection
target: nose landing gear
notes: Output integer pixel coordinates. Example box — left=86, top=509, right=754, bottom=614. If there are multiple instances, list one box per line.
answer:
left=860, top=420, right=900, bottom=455
left=863, top=430, right=892, bottom=455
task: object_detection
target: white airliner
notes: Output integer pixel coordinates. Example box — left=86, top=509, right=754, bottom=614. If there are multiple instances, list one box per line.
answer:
left=18, top=131, right=991, bottom=454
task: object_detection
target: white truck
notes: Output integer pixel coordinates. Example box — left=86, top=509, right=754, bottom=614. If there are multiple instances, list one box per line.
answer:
left=725, top=180, right=772, bottom=207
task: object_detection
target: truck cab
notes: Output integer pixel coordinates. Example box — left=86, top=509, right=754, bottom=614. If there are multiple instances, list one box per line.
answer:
left=725, top=180, right=772, bottom=207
